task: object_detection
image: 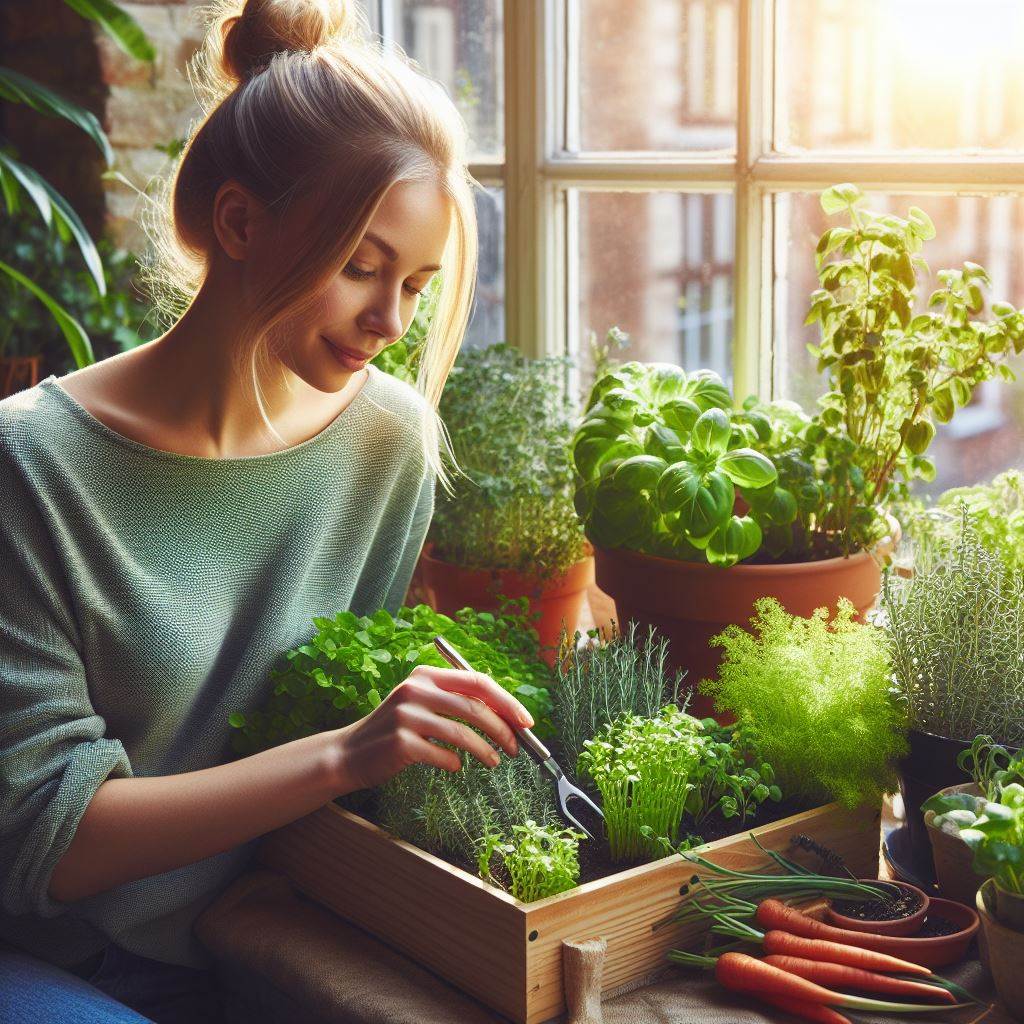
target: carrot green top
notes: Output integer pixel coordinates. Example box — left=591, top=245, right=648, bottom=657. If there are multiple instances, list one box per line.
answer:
left=0, top=363, right=434, bottom=969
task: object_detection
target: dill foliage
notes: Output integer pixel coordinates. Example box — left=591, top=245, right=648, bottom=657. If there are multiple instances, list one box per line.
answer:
left=883, top=513, right=1024, bottom=746
left=551, top=621, right=685, bottom=774
left=700, top=597, right=907, bottom=809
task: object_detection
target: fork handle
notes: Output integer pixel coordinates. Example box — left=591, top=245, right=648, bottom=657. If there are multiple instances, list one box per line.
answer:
left=432, top=635, right=552, bottom=764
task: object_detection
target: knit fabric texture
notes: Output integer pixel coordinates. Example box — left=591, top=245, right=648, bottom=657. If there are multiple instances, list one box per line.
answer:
left=0, top=363, right=435, bottom=970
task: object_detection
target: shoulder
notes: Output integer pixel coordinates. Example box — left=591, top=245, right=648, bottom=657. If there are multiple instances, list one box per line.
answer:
left=0, top=378, right=61, bottom=464
left=365, top=365, right=433, bottom=425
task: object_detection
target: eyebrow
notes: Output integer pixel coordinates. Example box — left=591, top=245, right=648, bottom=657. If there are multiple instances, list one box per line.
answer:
left=363, top=231, right=441, bottom=273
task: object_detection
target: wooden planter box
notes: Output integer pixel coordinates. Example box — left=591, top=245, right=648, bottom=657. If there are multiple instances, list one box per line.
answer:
left=258, top=800, right=880, bottom=1023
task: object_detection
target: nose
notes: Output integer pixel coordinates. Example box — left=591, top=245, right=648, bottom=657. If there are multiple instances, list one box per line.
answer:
left=357, top=287, right=405, bottom=344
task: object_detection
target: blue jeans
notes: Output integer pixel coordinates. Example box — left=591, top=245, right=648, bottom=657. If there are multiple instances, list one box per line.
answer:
left=0, top=943, right=226, bottom=1023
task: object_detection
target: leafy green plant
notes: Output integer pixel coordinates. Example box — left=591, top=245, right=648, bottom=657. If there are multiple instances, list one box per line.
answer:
left=431, top=343, right=588, bottom=579
left=550, top=619, right=684, bottom=775
left=800, top=183, right=1024, bottom=555
left=577, top=704, right=705, bottom=861
left=958, top=784, right=1024, bottom=900
left=228, top=601, right=555, bottom=757
left=370, top=273, right=441, bottom=384
left=882, top=512, right=1024, bottom=747
left=0, top=210, right=154, bottom=371
left=571, top=362, right=785, bottom=567
left=700, top=597, right=907, bottom=809
left=687, top=719, right=782, bottom=826
left=1, top=1, right=153, bottom=365
left=476, top=818, right=583, bottom=902
left=906, top=470, right=1024, bottom=570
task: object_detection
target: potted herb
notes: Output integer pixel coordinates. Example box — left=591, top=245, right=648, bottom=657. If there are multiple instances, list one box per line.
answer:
left=421, top=343, right=592, bottom=657
left=882, top=513, right=1024, bottom=873
left=699, top=596, right=907, bottom=812
left=573, top=184, right=1024, bottom=692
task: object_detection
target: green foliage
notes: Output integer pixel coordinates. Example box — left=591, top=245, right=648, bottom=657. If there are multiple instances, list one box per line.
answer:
left=430, top=343, right=588, bottom=579
left=804, top=183, right=1024, bottom=553
left=476, top=818, right=583, bottom=903
left=0, top=210, right=154, bottom=369
left=687, top=719, right=782, bottom=826
left=550, top=620, right=684, bottom=775
left=369, top=273, right=441, bottom=384
left=375, top=739, right=559, bottom=874
left=883, top=512, right=1024, bottom=747
left=228, top=601, right=555, bottom=757
left=927, top=783, right=1024, bottom=898
left=0, top=2, right=153, bottom=363
left=700, top=597, right=907, bottom=808
left=571, top=361, right=785, bottom=567
left=577, top=704, right=704, bottom=861
left=907, top=470, right=1024, bottom=569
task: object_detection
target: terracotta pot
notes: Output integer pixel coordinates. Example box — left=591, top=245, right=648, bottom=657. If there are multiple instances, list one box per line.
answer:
left=0, top=353, right=42, bottom=397
left=924, top=782, right=987, bottom=906
left=593, top=545, right=881, bottom=716
left=825, top=879, right=928, bottom=937
left=419, top=543, right=595, bottom=663
left=977, top=878, right=1024, bottom=1017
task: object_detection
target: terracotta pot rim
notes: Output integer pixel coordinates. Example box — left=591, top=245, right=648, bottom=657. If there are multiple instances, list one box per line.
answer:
left=977, top=877, right=1024, bottom=935
left=825, top=879, right=929, bottom=936
left=592, top=543, right=878, bottom=577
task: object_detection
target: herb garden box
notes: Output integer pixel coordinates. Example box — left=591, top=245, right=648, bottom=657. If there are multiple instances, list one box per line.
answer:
left=258, top=799, right=880, bottom=1024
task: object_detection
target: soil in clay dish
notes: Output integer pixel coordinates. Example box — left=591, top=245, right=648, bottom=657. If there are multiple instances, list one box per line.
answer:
left=915, top=914, right=961, bottom=938
left=831, top=885, right=924, bottom=922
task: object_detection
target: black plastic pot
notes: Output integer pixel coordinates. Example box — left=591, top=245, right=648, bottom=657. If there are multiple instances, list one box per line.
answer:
left=898, top=729, right=973, bottom=873
left=898, top=729, right=1021, bottom=876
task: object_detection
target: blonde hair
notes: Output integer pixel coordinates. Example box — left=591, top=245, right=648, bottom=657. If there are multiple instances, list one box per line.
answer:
left=143, top=0, right=477, bottom=487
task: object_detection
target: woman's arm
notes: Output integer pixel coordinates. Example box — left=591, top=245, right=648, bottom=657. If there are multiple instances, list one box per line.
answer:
left=48, top=665, right=531, bottom=904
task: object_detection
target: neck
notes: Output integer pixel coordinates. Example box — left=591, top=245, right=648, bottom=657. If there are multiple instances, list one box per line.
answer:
left=133, top=272, right=358, bottom=458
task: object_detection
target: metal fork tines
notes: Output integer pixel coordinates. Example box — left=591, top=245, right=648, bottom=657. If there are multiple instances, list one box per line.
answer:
left=432, top=635, right=605, bottom=840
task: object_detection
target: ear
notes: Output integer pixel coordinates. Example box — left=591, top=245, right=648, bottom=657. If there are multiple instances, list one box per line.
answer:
left=212, top=181, right=266, bottom=261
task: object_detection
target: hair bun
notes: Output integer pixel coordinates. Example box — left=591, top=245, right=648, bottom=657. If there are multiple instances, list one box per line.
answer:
left=220, top=0, right=361, bottom=83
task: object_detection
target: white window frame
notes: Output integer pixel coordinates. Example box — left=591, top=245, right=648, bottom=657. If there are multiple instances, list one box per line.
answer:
left=501, top=0, right=1024, bottom=404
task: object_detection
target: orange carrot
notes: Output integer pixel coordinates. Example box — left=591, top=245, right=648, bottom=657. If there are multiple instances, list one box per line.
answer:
left=763, top=954, right=956, bottom=1004
left=712, top=952, right=964, bottom=1014
left=749, top=991, right=852, bottom=1024
left=755, top=899, right=941, bottom=966
left=762, top=929, right=933, bottom=977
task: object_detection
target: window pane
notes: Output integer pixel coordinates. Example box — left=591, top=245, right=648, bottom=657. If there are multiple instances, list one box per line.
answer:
left=774, top=192, right=1024, bottom=494
left=576, top=191, right=735, bottom=393
left=573, top=0, right=736, bottom=153
left=776, top=0, right=1024, bottom=152
left=381, top=0, right=503, bottom=159
left=463, top=186, right=504, bottom=349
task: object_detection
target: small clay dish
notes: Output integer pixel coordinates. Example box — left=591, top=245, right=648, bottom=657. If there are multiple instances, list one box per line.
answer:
left=826, top=878, right=929, bottom=937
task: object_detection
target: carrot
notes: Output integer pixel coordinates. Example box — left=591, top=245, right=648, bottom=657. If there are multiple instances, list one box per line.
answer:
left=763, top=954, right=956, bottom=1004
left=755, top=899, right=942, bottom=965
left=713, top=952, right=965, bottom=1014
left=749, top=991, right=852, bottom=1024
left=762, top=929, right=933, bottom=977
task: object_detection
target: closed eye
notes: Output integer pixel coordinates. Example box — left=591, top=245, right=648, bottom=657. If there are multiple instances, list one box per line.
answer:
left=345, top=262, right=425, bottom=297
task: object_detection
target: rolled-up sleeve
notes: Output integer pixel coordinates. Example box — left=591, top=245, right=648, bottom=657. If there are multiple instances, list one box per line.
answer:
left=0, top=455, right=133, bottom=918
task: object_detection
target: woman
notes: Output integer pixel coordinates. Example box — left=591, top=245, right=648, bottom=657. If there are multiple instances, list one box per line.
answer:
left=0, top=1, right=531, bottom=1020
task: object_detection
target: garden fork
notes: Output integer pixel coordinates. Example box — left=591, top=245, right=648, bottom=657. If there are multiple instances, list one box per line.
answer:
left=433, top=635, right=605, bottom=840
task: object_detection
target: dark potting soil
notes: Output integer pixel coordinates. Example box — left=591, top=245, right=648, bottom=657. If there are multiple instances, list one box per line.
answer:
left=831, top=885, right=923, bottom=921
left=915, top=914, right=961, bottom=937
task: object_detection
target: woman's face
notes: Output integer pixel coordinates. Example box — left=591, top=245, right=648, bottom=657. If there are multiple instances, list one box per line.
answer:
left=276, top=179, right=452, bottom=392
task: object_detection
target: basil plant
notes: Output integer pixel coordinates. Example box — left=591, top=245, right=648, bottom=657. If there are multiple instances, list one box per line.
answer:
left=572, top=362, right=797, bottom=567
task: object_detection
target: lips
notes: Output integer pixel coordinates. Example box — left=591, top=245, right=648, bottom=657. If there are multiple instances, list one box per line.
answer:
left=322, top=336, right=374, bottom=368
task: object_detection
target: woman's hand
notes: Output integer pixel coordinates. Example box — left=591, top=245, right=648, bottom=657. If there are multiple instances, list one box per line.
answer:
left=329, top=665, right=536, bottom=795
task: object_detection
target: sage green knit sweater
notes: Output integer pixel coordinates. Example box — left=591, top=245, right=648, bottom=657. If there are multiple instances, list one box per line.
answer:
left=0, top=364, right=435, bottom=970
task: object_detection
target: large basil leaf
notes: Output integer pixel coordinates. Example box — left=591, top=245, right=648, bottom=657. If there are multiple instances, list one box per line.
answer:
left=691, top=408, right=732, bottom=456
left=718, top=448, right=778, bottom=489
left=706, top=516, right=762, bottom=568
left=657, top=463, right=733, bottom=537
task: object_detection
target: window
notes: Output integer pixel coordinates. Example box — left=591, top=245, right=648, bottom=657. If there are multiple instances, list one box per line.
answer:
left=368, top=1, right=1024, bottom=492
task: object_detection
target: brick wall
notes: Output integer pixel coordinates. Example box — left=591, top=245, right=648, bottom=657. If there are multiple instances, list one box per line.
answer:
left=94, top=1, right=205, bottom=252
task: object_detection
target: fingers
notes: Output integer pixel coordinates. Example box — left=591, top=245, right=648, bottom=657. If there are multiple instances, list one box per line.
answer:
left=401, top=730, right=463, bottom=773
left=395, top=702, right=505, bottom=769
left=409, top=664, right=535, bottom=730
left=401, top=683, right=520, bottom=758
